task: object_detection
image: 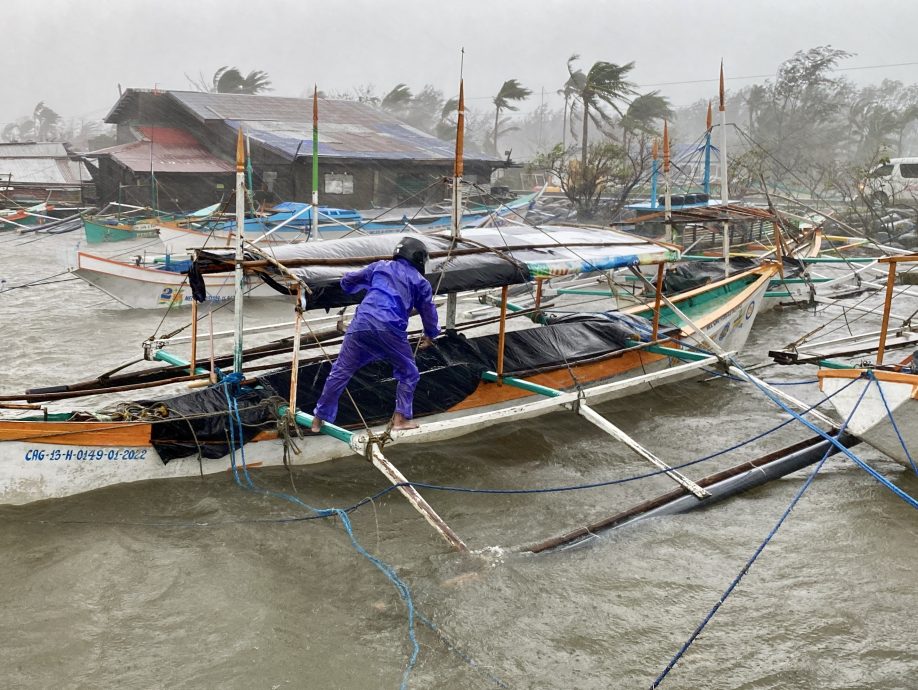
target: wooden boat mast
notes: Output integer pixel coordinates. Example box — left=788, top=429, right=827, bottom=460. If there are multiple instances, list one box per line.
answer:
left=663, top=121, right=672, bottom=243
left=310, top=85, right=320, bottom=242
left=719, top=62, right=731, bottom=276
left=233, top=128, right=246, bottom=374
left=704, top=101, right=713, bottom=197
left=445, top=72, right=465, bottom=329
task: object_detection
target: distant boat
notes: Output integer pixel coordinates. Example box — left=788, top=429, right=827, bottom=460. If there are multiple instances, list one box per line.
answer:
left=82, top=202, right=222, bottom=244
left=69, top=251, right=283, bottom=309
left=157, top=202, right=363, bottom=253
left=355, top=189, right=541, bottom=234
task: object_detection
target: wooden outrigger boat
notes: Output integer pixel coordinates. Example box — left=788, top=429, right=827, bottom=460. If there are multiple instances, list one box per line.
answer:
left=0, top=226, right=775, bottom=508
left=68, top=251, right=284, bottom=309
left=0, top=83, right=781, bottom=556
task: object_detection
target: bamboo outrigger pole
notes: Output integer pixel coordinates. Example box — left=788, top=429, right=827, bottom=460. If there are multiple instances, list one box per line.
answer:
left=233, top=128, right=246, bottom=374
left=719, top=61, right=731, bottom=277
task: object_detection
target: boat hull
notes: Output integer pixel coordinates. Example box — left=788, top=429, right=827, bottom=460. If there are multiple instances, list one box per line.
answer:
left=818, top=368, right=918, bottom=468
left=0, top=266, right=773, bottom=505
left=83, top=217, right=159, bottom=243
left=70, top=252, right=284, bottom=309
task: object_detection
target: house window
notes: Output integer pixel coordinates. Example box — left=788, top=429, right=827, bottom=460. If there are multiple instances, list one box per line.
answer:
left=324, top=173, right=354, bottom=195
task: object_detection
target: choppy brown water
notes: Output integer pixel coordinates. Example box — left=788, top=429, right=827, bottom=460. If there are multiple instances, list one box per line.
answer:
left=1, top=230, right=917, bottom=689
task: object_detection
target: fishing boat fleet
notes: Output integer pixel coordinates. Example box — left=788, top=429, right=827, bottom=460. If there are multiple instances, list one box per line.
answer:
left=1, top=71, right=912, bottom=553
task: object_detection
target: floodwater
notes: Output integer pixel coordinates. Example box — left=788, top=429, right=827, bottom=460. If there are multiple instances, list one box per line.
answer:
left=1, top=229, right=917, bottom=689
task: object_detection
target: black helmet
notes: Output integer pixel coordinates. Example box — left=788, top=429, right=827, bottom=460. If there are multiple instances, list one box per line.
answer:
left=393, top=236, right=429, bottom=274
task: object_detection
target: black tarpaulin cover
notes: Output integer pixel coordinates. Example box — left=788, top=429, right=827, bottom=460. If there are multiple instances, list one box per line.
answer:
left=142, top=313, right=653, bottom=462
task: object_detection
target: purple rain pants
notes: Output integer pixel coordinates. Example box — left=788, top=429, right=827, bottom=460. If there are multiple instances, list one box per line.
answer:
left=313, top=325, right=420, bottom=424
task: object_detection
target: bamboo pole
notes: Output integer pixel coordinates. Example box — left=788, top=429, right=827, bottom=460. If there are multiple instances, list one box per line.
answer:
left=189, top=299, right=198, bottom=377
left=496, top=285, right=509, bottom=383
left=876, top=262, right=898, bottom=365
left=282, top=406, right=468, bottom=552
left=719, top=62, right=730, bottom=277
left=651, top=263, right=665, bottom=340
left=232, top=128, right=246, bottom=374
left=288, top=287, right=304, bottom=421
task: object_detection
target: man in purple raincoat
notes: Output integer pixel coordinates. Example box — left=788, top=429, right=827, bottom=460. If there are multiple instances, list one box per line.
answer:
left=311, top=236, right=439, bottom=432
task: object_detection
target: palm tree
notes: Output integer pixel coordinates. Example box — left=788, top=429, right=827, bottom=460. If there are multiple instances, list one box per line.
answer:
left=619, top=91, right=672, bottom=135
left=492, top=79, right=531, bottom=153
left=381, top=84, right=413, bottom=114
left=211, top=66, right=272, bottom=94
left=563, top=55, right=637, bottom=173
left=33, top=102, right=61, bottom=141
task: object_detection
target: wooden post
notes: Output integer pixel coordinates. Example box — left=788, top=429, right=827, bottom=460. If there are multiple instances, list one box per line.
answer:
left=496, top=285, right=509, bottom=383
left=534, top=277, right=544, bottom=310
left=189, top=299, right=198, bottom=377
left=651, top=263, right=665, bottom=340
left=288, top=286, right=304, bottom=421
left=876, top=262, right=898, bottom=366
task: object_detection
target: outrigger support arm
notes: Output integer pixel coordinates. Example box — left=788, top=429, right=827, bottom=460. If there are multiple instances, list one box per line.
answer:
left=481, top=372, right=710, bottom=498
left=281, top=406, right=469, bottom=553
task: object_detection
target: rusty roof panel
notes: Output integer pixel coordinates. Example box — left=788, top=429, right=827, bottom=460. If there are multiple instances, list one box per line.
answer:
left=0, top=142, right=71, bottom=158
left=105, top=90, right=498, bottom=163
left=0, top=157, right=90, bottom=184
left=94, top=140, right=233, bottom=174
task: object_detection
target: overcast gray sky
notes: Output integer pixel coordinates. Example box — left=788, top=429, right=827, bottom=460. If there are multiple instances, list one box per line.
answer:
left=5, top=0, right=918, bottom=127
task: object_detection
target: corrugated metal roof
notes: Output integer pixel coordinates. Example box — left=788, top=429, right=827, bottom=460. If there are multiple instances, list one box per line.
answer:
left=0, top=157, right=90, bottom=184
left=92, top=140, right=233, bottom=174
left=0, top=142, right=71, bottom=158
left=106, top=90, right=499, bottom=164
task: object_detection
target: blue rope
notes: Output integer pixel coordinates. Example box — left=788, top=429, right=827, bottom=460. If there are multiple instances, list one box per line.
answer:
left=650, top=373, right=871, bottom=688
left=867, top=369, right=918, bottom=476
left=219, top=379, right=421, bottom=690
left=733, top=358, right=918, bottom=510
left=702, top=368, right=819, bottom=386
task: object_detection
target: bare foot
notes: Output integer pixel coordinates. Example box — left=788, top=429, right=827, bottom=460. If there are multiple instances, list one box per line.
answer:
left=391, top=413, right=419, bottom=431
left=310, top=417, right=323, bottom=433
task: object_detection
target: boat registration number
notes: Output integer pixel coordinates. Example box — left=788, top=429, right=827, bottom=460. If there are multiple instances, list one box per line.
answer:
left=23, top=448, right=148, bottom=462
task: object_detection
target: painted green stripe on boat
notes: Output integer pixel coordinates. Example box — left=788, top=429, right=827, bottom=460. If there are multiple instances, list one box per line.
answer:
left=765, top=291, right=793, bottom=298
left=818, top=359, right=857, bottom=370
left=279, top=405, right=354, bottom=444
left=641, top=344, right=715, bottom=362
left=481, top=371, right=562, bottom=397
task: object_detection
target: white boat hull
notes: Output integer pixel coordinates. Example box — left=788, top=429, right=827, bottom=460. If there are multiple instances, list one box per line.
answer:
left=819, top=369, right=918, bottom=468
left=0, top=267, right=773, bottom=505
left=70, top=252, right=285, bottom=309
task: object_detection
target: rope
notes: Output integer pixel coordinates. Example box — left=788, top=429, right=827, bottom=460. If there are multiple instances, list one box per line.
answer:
left=217, top=374, right=422, bottom=689
left=650, top=375, right=871, bottom=688
left=867, top=369, right=918, bottom=476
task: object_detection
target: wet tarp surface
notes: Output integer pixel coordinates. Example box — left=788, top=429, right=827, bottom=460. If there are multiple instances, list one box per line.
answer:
left=194, top=226, right=679, bottom=309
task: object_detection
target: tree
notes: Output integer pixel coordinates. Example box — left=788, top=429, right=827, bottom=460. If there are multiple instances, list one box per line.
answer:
left=33, top=102, right=62, bottom=141
left=381, top=84, right=413, bottom=115
left=492, top=79, right=531, bottom=154
left=562, top=55, right=638, bottom=175
left=187, top=66, right=272, bottom=94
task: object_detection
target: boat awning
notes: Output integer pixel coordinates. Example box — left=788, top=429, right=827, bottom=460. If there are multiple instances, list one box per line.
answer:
left=196, top=225, right=680, bottom=309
